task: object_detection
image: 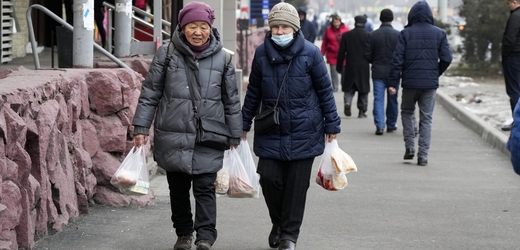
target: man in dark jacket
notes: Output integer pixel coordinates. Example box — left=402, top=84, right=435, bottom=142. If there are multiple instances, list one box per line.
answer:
left=388, top=1, right=452, bottom=166
left=297, top=7, right=317, bottom=43
left=501, top=0, right=520, bottom=131
left=364, top=9, right=400, bottom=135
left=337, top=15, right=370, bottom=118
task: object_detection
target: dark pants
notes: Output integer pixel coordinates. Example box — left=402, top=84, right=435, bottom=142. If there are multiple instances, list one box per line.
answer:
left=257, top=157, right=314, bottom=243
left=401, top=88, right=436, bottom=158
left=344, top=89, right=368, bottom=114
left=502, top=55, right=520, bottom=115
left=166, top=171, right=217, bottom=244
left=94, top=10, right=106, bottom=48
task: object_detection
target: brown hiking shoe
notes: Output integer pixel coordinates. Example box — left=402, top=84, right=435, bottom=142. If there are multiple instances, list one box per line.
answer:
left=174, top=234, right=193, bottom=250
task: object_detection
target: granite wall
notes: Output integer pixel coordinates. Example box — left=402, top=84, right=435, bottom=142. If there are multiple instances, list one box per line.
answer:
left=0, top=60, right=154, bottom=249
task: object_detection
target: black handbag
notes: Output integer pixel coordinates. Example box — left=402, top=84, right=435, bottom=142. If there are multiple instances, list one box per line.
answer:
left=182, top=50, right=232, bottom=151
left=254, top=106, right=279, bottom=134
left=253, top=60, right=292, bottom=134
left=196, top=117, right=231, bottom=151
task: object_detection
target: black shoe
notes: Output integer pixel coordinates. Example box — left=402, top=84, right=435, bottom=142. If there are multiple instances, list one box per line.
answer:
left=278, top=240, right=296, bottom=250
left=418, top=157, right=428, bottom=166
left=174, top=234, right=193, bottom=250
left=344, top=104, right=351, bottom=117
left=358, top=112, right=367, bottom=118
left=269, top=225, right=282, bottom=248
left=196, top=239, right=212, bottom=250
left=375, top=128, right=384, bottom=135
left=404, top=148, right=414, bottom=160
left=502, top=123, right=513, bottom=131
left=387, top=127, right=397, bottom=133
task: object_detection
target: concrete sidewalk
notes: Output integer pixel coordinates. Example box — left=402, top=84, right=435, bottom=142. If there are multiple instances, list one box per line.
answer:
left=4, top=49, right=517, bottom=250
left=31, top=87, right=519, bottom=250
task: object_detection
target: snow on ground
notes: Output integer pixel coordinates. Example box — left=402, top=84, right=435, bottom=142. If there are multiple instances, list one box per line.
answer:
left=439, top=75, right=512, bottom=131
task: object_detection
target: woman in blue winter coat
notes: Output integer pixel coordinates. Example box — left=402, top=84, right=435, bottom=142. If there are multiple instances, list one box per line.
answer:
left=241, top=3, right=341, bottom=250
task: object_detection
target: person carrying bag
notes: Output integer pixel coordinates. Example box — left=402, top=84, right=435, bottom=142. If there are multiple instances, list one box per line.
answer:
left=240, top=3, right=341, bottom=250
left=131, top=2, right=242, bottom=249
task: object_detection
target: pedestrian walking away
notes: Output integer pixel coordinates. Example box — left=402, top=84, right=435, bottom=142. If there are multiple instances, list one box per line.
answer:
left=337, top=15, right=371, bottom=118
left=364, top=9, right=400, bottom=135
left=364, top=14, right=374, bottom=33
left=131, top=2, right=242, bottom=250
left=297, top=7, right=317, bottom=43
left=241, top=2, right=341, bottom=250
left=307, top=8, right=320, bottom=41
left=501, top=0, right=520, bottom=131
left=321, top=14, right=349, bottom=92
left=388, top=1, right=452, bottom=166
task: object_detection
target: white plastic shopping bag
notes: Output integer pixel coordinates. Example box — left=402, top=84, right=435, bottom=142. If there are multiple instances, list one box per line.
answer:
left=316, top=139, right=357, bottom=191
left=235, top=140, right=260, bottom=198
left=226, top=148, right=255, bottom=198
left=215, top=151, right=231, bottom=195
left=110, top=146, right=150, bottom=195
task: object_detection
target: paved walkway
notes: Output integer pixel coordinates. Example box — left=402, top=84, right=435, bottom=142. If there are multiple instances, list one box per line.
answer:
left=4, top=50, right=518, bottom=250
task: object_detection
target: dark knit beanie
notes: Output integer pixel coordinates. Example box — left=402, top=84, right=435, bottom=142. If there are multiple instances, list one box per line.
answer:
left=178, top=1, right=215, bottom=28
left=268, top=2, right=301, bottom=31
left=354, top=15, right=367, bottom=28
left=380, top=9, right=394, bottom=23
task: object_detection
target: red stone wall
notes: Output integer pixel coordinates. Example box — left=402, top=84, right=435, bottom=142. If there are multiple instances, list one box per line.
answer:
left=0, top=62, right=153, bottom=249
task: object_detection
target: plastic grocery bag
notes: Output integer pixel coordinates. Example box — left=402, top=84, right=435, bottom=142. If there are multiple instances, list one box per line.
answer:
left=215, top=151, right=231, bottom=195
left=316, top=139, right=357, bottom=191
left=110, top=146, right=150, bottom=195
left=235, top=140, right=260, bottom=198
left=330, top=140, right=357, bottom=175
left=226, top=148, right=255, bottom=198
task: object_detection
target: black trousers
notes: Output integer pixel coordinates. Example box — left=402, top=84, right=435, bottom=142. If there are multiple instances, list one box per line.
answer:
left=166, top=171, right=217, bottom=244
left=502, top=55, right=520, bottom=114
left=344, top=90, right=369, bottom=113
left=257, top=157, right=315, bottom=243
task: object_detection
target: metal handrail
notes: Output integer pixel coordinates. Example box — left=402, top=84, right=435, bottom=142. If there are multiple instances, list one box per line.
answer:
left=133, top=17, right=170, bottom=38
left=26, top=4, right=130, bottom=69
left=103, top=2, right=171, bottom=41
left=132, top=6, right=171, bottom=28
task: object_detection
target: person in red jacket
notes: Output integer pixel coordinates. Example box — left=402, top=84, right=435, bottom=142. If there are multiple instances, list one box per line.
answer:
left=320, top=14, right=349, bottom=92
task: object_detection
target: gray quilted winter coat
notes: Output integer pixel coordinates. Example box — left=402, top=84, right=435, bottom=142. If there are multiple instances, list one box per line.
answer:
left=132, top=26, right=242, bottom=175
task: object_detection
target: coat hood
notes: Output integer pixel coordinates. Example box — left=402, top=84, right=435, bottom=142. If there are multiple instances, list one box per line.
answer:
left=406, top=1, right=433, bottom=27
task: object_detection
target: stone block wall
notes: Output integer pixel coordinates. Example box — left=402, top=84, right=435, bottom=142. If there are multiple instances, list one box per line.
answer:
left=0, top=62, right=154, bottom=250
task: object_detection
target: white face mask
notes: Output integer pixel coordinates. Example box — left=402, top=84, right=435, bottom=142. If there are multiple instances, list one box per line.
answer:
left=271, top=33, right=294, bottom=47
